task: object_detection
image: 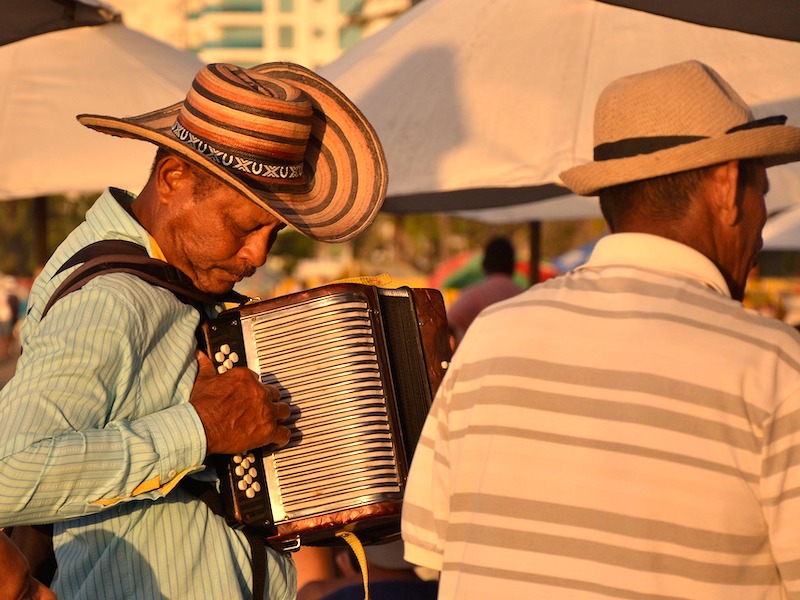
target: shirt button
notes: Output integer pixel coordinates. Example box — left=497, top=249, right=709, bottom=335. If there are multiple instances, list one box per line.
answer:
left=168, top=469, right=177, bottom=479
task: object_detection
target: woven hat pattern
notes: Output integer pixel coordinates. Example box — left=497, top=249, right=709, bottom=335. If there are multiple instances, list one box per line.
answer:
left=180, top=65, right=312, bottom=171
left=560, top=60, right=800, bottom=196
left=78, top=62, right=387, bottom=243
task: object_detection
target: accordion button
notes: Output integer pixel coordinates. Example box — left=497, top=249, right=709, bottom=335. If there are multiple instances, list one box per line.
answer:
left=245, top=488, right=256, bottom=499
left=237, top=480, right=247, bottom=491
left=248, top=468, right=257, bottom=478
left=220, top=344, right=231, bottom=354
left=251, top=482, right=261, bottom=492
left=244, top=474, right=253, bottom=484
left=229, top=352, right=240, bottom=363
left=246, top=453, right=256, bottom=462
left=223, top=359, right=234, bottom=369
left=214, top=351, right=225, bottom=363
left=235, top=466, right=245, bottom=477
left=217, top=365, right=226, bottom=374
left=233, top=455, right=243, bottom=463
left=241, top=458, right=250, bottom=469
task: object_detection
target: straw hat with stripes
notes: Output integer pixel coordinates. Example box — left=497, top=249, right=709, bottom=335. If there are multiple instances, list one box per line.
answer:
left=560, top=60, right=800, bottom=196
left=78, top=62, right=387, bottom=243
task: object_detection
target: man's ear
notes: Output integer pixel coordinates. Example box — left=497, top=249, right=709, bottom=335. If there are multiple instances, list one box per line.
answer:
left=705, top=160, right=740, bottom=227
left=154, top=155, right=193, bottom=202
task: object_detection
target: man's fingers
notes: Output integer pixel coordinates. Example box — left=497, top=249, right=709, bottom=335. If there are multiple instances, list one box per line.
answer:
left=273, top=424, right=292, bottom=448
left=274, top=400, right=292, bottom=421
left=195, top=350, right=217, bottom=379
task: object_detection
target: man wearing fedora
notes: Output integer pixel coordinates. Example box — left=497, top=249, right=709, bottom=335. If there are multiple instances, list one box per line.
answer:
left=0, top=63, right=386, bottom=599
left=402, top=60, right=800, bottom=598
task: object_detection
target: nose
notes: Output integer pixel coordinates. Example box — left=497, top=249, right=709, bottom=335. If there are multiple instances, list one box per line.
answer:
left=238, top=226, right=276, bottom=268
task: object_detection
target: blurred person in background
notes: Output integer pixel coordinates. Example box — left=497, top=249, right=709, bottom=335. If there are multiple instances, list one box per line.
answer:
left=297, top=539, right=437, bottom=600
left=0, top=530, right=56, bottom=600
left=446, top=236, right=525, bottom=348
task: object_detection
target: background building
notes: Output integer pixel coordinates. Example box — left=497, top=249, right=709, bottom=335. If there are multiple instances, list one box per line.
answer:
left=110, top=0, right=413, bottom=69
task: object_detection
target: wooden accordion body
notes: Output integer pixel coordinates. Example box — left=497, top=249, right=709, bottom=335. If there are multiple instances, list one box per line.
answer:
left=202, top=283, right=451, bottom=550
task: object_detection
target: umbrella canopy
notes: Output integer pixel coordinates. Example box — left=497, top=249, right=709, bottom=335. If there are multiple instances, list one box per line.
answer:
left=317, top=0, right=800, bottom=224
left=0, top=15, right=204, bottom=200
left=762, top=206, right=800, bottom=251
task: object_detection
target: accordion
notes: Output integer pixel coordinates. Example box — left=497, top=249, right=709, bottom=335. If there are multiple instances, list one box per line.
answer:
left=202, top=283, right=451, bottom=550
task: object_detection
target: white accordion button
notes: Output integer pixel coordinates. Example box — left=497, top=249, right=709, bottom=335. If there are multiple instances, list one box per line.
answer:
left=214, top=351, right=225, bottom=363
left=220, top=344, right=231, bottom=354
left=229, top=352, right=239, bottom=363
left=245, top=488, right=256, bottom=499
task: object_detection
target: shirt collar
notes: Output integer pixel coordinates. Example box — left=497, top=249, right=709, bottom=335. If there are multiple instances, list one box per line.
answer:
left=577, top=233, right=731, bottom=297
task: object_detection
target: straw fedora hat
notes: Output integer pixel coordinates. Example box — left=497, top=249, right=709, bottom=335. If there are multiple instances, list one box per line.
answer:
left=560, top=60, right=800, bottom=196
left=78, top=62, right=387, bottom=243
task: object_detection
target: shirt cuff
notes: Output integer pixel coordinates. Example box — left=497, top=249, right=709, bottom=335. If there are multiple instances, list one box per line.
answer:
left=404, top=542, right=443, bottom=572
left=133, top=402, right=207, bottom=482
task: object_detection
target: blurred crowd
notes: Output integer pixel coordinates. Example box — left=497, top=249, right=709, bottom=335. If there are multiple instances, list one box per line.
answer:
left=0, top=273, right=30, bottom=362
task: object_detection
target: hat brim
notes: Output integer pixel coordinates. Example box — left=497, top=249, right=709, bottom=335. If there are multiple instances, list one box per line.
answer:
left=560, top=125, right=800, bottom=196
left=78, top=63, right=387, bottom=243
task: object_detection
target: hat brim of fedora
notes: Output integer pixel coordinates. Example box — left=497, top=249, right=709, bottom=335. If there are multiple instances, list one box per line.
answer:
left=78, top=62, right=388, bottom=243
left=560, top=125, right=800, bottom=196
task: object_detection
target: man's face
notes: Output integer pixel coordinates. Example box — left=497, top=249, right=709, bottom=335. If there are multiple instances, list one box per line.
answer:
left=160, top=169, right=286, bottom=295
left=0, top=533, right=56, bottom=600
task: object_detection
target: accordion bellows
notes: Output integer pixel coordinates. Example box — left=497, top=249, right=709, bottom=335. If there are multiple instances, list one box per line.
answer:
left=203, top=283, right=451, bottom=550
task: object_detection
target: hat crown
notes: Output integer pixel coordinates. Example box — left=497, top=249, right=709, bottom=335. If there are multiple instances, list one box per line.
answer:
left=176, top=63, right=313, bottom=171
left=594, top=60, right=754, bottom=146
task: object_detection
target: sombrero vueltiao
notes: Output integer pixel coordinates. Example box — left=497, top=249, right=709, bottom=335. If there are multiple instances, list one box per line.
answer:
left=560, top=60, right=800, bottom=196
left=78, top=62, right=387, bottom=243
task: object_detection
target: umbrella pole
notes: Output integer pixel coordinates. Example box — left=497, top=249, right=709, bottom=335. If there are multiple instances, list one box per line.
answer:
left=528, top=220, right=540, bottom=285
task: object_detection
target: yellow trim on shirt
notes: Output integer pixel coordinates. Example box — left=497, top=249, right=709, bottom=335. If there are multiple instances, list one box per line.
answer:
left=148, top=235, right=168, bottom=262
left=90, top=467, right=204, bottom=507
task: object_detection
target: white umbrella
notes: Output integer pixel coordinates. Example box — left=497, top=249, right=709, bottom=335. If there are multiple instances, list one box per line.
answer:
left=318, top=0, right=800, bottom=223
left=0, top=20, right=204, bottom=200
left=762, top=206, right=800, bottom=251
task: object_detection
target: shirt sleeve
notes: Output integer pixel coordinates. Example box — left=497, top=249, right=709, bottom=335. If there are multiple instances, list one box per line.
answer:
left=761, top=386, right=800, bottom=594
left=0, top=278, right=207, bottom=526
left=401, top=366, right=457, bottom=572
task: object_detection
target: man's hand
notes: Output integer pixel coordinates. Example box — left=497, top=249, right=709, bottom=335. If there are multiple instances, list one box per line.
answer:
left=190, top=350, right=292, bottom=455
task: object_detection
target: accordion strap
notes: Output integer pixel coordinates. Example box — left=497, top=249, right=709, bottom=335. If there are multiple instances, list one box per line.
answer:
left=42, top=239, right=248, bottom=319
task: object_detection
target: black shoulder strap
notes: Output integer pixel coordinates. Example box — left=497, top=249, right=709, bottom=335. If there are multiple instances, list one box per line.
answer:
left=41, top=240, right=249, bottom=319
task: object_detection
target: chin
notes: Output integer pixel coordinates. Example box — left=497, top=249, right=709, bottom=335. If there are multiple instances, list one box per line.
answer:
left=196, top=279, right=236, bottom=296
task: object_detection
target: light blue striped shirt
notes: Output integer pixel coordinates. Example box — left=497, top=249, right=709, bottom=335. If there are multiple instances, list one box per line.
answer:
left=0, top=189, right=296, bottom=599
